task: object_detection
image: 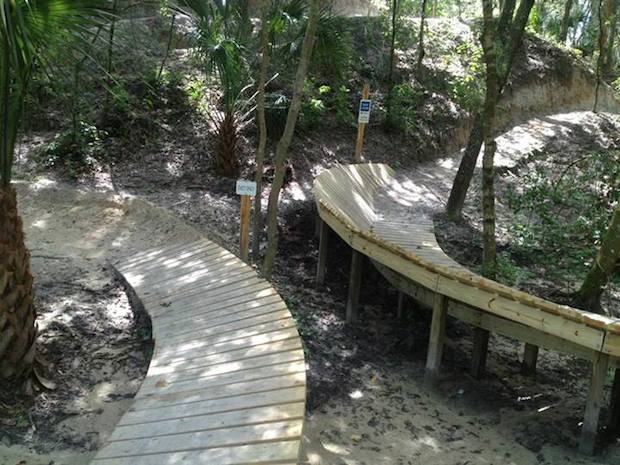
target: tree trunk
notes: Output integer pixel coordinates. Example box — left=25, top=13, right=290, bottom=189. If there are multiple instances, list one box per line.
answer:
left=215, top=111, right=239, bottom=177
left=559, top=0, right=574, bottom=43
left=480, top=0, right=500, bottom=279
left=601, top=0, right=618, bottom=78
left=0, top=187, right=37, bottom=385
left=445, top=114, right=483, bottom=219
left=576, top=204, right=620, bottom=314
left=445, top=0, right=534, bottom=220
left=416, top=0, right=428, bottom=73
left=157, top=13, right=177, bottom=81
left=386, top=0, right=399, bottom=127
left=252, top=0, right=271, bottom=262
left=261, top=0, right=320, bottom=279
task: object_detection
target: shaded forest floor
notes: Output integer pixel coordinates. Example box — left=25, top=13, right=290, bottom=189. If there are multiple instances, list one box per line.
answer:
left=7, top=110, right=620, bottom=465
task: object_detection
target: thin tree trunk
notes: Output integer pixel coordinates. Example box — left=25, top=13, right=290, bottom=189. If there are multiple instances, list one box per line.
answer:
left=445, top=0, right=534, bottom=219
left=445, top=114, right=483, bottom=218
left=103, top=0, right=119, bottom=116
left=601, top=0, right=618, bottom=78
left=417, top=0, right=428, bottom=73
left=576, top=203, right=620, bottom=314
left=157, top=13, right=176, bottom=81
left=480, top=0, right=500, bottom=279
left=252, top=0, right=271, bottom=262
left=594, top=0, right=605, bottom=112
left=559, top=0, right=574, bottom=43
left=386, top=0, right=399, bottom=127
left=262, top=0, right=320, bottom=279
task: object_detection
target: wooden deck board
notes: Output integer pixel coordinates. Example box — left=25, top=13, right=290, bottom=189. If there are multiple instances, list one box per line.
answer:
left=92, top=238, right=306, bottom=464
left=92, top=441, right=301, bottom=465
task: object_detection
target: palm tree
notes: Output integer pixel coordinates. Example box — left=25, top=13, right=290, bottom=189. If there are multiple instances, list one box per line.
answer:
left=0, top=0, right=108, bottom=389
left=179, top=0, right=252, bottom=177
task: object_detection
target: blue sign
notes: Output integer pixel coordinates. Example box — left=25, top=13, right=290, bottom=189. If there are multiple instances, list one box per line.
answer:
left=358, top=99, right=372, bottom=124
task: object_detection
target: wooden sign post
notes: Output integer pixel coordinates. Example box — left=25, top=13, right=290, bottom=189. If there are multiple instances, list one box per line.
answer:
left=355, top=83, right=371, bottom=162
left=236, top=180, right=257, bottom=263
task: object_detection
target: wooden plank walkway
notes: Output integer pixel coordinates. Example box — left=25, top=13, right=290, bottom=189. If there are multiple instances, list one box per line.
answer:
left=313, top=163, right=620, bottom=454
left=92, top=239, right=306, bottom=465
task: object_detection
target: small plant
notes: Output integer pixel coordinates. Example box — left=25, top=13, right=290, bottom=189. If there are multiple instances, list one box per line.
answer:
left=505, top=150, right=620, bottom=281
left=613, top=77, right=620, bottom=97
left=496, top=252, right=533, bottom=286
left=389, top=83, right=424, bottom=135
left=37, top=122, right=106, bottom=178
left=449, top=42, right=485, bottom=112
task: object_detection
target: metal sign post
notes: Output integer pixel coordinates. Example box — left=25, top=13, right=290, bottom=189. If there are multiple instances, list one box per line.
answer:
left=236, top=180, right=257, bottom=262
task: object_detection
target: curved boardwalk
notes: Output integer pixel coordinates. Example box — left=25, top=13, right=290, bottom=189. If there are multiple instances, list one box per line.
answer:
left=18, top=183, right=307, bottom=465
left=88, top=237, right=307, bottom=464
left=314, top=163, right=620, bottom=454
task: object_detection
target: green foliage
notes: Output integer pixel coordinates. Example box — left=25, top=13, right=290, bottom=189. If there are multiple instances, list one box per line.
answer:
left=264, top=91, right=290, bottom=138
left=496, top=251, right=533, bottom=286
left=449, top=42, right=485, bottom=112
left=506, top=150, right=620, bottom=279
left=36, top=122, right=106, bottom=178
left=0, top=0, right=109, bottom=187
left=273, top=1, right=354, bottom=83
left=389, top=83, right=424, bottom=135
left=297, top=80, right=355, bottom=129
left=300, top=96, right=327, bottom=129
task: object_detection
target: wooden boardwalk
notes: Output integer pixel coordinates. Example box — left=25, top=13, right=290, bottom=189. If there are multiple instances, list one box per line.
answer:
left=314, top=163, right=620, bottom=454
left=92, top=239, right=306, bottom=464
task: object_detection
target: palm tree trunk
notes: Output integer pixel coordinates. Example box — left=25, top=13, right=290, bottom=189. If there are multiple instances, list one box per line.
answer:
left=216, top=111, right=239, bottom=177
left=252, top=0, right=271, bottom=262
left=262, top=0, right=320, bottom=279
left=0, top=186, right=37, bottom=384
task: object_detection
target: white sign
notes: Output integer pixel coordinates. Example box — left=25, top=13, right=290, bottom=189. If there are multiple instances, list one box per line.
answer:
left=236, top=180, right=257, bottom=196
left=358, top=99, right=372, bottom=124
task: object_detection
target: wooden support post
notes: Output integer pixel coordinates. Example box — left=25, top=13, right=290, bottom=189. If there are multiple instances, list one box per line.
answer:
left=239, top=195, right=251, bottom=262
left=354, top=84, right=370, bottom=163
left=425, top=294, right=448, bottom=384
left=345, top=249, right=364, bottom=324
left=521, top=343, right=539, bottom=375
left=471, top=328, right=490, bottom=379
left=609, top=367, right=620, bottom=433
left=579, top=353, right=610, bottom=455
left=397, top=291, right=406, bottom=319
left=315, top=218, right=329, bottom=288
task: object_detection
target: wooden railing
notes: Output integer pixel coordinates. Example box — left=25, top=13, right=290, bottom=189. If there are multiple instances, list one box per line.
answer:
left=314, top=163, right=620, bottom=454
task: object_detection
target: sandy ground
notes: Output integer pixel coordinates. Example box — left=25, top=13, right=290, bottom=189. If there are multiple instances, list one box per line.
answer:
left=4, top=111, right=620, bottom=465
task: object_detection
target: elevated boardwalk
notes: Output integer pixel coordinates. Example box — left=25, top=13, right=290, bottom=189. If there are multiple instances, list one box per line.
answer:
left=314, top=163, right=620, bottom=454
left=91, top=239, right=306, bottom=464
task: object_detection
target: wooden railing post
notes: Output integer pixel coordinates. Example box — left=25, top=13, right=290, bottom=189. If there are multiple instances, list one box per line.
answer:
left=425, top=294, right=448, bottom=384
left=608, top=367, right=620, bottom=433
left=397, top=291, right=406, bottom=319
left=521, top=343, right=539, bottom=375
left=346, top=249, right=364, bottom=324
left=471, top=328, right=490, bottom=378
left=579, top=353, right=609, bottom=454
left=315, top=217, right=329, bottom=288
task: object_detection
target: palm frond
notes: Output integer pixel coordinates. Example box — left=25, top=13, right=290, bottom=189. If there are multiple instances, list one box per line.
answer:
left=0, top=0, right=110, bottom=187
